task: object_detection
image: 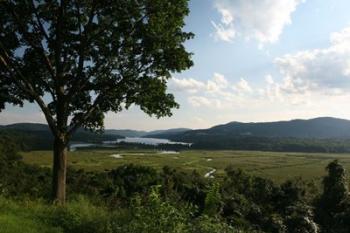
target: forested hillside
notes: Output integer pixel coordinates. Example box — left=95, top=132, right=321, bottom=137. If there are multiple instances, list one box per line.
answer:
left=0, top=123, right=121, bottom=150
left=150, top=118, right=350, bottom=152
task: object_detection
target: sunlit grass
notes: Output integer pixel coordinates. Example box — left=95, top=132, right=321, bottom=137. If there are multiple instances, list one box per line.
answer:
left=21, top=149, right=350, bottom=183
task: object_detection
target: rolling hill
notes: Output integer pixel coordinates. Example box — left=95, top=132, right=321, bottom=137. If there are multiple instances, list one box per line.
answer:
left=147, top=117, right=350, bottom=152
left=3, top=117, right=350, bottom=152
left=105, top=128, right=190, bottom=137
left=152, top=117, right=350, bottom=140
left=0, top=123, right=122, bottom=150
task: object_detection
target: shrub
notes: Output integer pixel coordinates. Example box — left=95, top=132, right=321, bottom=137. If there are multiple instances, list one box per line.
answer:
left=46, top=196, right=112, bottom=233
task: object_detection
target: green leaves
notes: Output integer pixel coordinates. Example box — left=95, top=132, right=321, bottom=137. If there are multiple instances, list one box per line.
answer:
left=0, top=0, right=193, bottom=133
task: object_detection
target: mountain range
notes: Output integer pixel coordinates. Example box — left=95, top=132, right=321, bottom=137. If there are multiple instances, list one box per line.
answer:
left=149, top=117, right=350, bottom=140
left=3, top=117, right=350, bottom=152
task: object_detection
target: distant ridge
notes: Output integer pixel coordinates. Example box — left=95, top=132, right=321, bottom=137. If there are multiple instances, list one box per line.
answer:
left=3, top=117, right=350, bottom=152
left=205, top=117, right=350, bottom=138
left=104, top=128, right=191, bottom=137
left=0, top=122, right=191, bottom=138
left=0, top=123, right=121, bottom=150
left=1, top=123, right=49, bottom=131
left=144, top=117, right=350, bottom=152
left=2, top=117, right=350, bottom=139
left=149, top=117, right=350, bottom=139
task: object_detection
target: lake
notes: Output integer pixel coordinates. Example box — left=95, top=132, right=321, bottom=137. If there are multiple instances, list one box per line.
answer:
left=113, top=137, right=192, bottom=146
left=70, top=137, right=191, bottom=151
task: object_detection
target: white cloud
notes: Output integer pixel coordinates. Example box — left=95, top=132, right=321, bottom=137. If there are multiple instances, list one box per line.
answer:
left=170, top=73, right=229, bottom=95
left=213, top=73, right=229, bottom=87
left=233, top=78, right=253, bottom=94
left=172, top=73, right=258, bottom=109
left=188, top=96, right=211, bottom=107
left=171, top=77, right=206, bottom=94
left=213, top=0, right=304, bottom=44
left=211, top=21, right=236, bottom=42
left=275, top=26, right=350, bottom=95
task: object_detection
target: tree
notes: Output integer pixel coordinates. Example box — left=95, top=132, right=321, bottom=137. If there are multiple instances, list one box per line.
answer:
left=316, top=160, right=350, bottom=232
left=0, top=0, right=193, bottom=204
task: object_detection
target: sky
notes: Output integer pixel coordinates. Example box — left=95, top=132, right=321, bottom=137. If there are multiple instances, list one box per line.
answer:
left=2, top=0, right=350, bottom=130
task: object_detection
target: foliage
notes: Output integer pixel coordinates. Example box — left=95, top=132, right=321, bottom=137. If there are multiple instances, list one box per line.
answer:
left=183, top=135, right=350, bottom=153
left=0, top=136, right=51, bottom=197
left=1, top=139, right=350, bottom=232
left=0, top=0, right=194, bottom=203
left=112, top=186, right=190, bottom=233
left=204, top=182, right=222, bottom=216
left=47, top=196, right=111, bottom=233
left=0, top=197, right=63, bottom=233
left=316, top=160, right=350, bottom=232
left=0, top=0, right=193, bottom=131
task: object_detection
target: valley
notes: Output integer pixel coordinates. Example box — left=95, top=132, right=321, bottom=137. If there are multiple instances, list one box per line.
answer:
left=21, top=149, right=350, bottom=183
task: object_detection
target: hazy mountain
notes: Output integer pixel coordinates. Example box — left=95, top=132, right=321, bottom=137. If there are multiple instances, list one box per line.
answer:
left=0, top=123, right=190, bottom=144
left=1, top=123, right=50, bottom=131
left=105, top=129, right=147, bottom=137
left=160, top=117, right=350, bottom=141
left=0, top=123, right=121, bottom=150
left=4, top=117, right=350, bottom=152
left=3, top=117, right=350, bottom=140
left=104, top=128, right=191, bottom=138
left=143, top=128, right=191, bottom=137
left=143, top=117, right=350, bottom=152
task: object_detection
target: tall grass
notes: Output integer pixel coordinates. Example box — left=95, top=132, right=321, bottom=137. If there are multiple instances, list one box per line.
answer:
left=0, top=194, right=246, bottom=233
left=0, top=197, right=62, bottom=233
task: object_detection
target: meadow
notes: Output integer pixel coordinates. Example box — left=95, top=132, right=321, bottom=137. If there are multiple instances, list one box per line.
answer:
left=21, top=149, right=350, bottom=183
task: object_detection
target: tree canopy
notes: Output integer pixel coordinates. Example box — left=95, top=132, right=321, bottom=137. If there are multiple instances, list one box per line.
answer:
left=0, top=0, right=193, bottom=204
left=0, top=0, right=193, bottom=137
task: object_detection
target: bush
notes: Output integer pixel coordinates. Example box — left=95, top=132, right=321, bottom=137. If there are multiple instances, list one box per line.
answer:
left=46, top=196, right=111, bottom=233
left=189, top=215, right=243, bottom=233
left=111, top=186, right=190, bottom=233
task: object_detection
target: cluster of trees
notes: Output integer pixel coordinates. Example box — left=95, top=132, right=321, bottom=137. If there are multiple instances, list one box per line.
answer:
left=177, top=136, right=350, bottom=153
left=1, top=137, right=350, bottom=233
left=0, top=128, right=119, bottom=151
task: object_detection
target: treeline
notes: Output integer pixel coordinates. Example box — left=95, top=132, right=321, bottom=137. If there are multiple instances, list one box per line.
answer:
left=1, top=136, right=350, bottom=232
left=0, top=129, right=120, bottom=151
left=168, top=135, right=350, bottom=153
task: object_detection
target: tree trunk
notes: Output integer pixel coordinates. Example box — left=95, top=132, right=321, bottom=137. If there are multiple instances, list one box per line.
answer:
left=52, top=135, right=67, bottom=205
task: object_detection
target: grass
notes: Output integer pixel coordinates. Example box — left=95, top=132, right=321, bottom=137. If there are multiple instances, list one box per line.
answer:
left=21, top=149, right=350, bottom=183
left=0, top=198, right=62, bottom=233
left=0, top=195, right=245, bottom=233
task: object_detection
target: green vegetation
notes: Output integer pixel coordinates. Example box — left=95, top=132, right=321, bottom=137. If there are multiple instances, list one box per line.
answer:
left=0, top=0, right=194, bottom=204
left=3, top=136, right=350, bottom=232
left=0, top=127, right=120, bottom=151
left=21, top=149, right=350, bottom=183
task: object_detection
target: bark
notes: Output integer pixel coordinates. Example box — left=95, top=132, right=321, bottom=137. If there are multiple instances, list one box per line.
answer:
left=52, top=135, right=67, bottom=205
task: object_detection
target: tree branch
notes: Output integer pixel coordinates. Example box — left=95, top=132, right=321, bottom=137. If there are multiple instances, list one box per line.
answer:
left=66, top=0, right=96, bottom=98
left=67, top=93, right=103, bottom=136
left=0, top=43, right=59, bottom=137
left=6, top=2, right=56, bottom=80
left=30, top=0, right=50, bottom=42
left=54, top=0, right=65, bottom=79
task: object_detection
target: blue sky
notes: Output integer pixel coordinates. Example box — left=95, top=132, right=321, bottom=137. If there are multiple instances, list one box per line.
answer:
left=2, top=0, right=350, bottom=130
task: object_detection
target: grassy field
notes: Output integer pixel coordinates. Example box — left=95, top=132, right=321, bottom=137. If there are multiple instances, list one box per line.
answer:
left=21, top=149, right=350, bottom=183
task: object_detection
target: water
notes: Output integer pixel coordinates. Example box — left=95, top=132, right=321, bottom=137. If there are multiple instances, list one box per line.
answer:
left=110, top=154, right=123, bottom=159
left=158, top=151, right=179, bottom=154
left=70, top=143, right=97, bottom=151
left=204, top=168, right=216, bottom=178
left=70, top=137, right=191, bottom=151
left=105, top=137, right=192, bottom=146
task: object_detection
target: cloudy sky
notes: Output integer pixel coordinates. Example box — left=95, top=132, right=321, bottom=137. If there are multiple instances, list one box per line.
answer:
left=2, top=0, right=350, bottom=130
